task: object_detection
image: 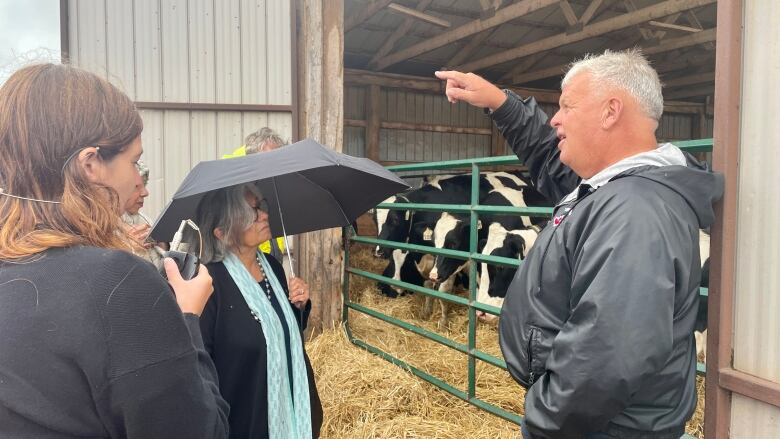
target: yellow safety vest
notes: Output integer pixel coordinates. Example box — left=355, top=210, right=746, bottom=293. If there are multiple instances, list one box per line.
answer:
left=221, top=145, right=286, bottom=255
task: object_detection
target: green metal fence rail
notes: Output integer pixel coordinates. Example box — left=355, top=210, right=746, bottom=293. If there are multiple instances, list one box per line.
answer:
left=342, top=138, right=713, bottom=437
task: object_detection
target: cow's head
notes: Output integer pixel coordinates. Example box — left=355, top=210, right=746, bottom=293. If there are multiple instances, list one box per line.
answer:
left=374, top=195, right=411, bottom=258
left=476, top=224, right=539, bottom=322
left=429, top=212, right=471, bottom=283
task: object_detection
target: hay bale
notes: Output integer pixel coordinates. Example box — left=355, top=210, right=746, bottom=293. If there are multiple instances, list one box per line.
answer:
left=309, top=245, right=705, bottom=438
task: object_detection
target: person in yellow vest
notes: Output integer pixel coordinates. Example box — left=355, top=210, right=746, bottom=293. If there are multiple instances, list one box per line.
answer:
left=223, top=127, right=288, bottom=261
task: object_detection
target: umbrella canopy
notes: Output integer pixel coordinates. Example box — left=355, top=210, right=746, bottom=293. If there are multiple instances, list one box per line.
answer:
left=149, top=139, right=409, bottom=242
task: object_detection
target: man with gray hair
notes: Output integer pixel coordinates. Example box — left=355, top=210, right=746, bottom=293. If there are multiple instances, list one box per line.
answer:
left=436, top=49, right=723, bottom=438
left=244, top=126, right=287, bottom=154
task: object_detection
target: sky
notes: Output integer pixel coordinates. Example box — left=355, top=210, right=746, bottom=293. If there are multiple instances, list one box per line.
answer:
left=0, top=0, right=61, bottom=85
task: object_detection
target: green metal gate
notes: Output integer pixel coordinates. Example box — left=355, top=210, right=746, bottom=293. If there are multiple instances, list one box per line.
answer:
left=342, top=138, right=713, bottom=436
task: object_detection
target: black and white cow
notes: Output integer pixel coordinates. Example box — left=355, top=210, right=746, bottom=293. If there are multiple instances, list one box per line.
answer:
left=475, top=223, right=543, bottom=322
left=428, top=176, right=550, bottom=284
left=377, top=249, right=430, bottom=298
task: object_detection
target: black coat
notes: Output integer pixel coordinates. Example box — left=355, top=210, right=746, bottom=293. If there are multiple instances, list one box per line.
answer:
left=493, top=91, right=724, bottom=438
left=201, top=256, right=323, bottom=439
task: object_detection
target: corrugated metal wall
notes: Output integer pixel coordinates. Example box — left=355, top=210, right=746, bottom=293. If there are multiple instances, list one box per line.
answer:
left=730, top=0, right=780, bottom=435
left=67, top=0, right=293, bottom=217
left=344, top=86, right=712, bottom=163
left=345, top=85, right=492, bottom=162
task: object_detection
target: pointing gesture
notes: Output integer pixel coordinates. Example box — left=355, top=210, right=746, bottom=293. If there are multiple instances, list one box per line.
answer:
left=434, top=70, right=508, bottom=111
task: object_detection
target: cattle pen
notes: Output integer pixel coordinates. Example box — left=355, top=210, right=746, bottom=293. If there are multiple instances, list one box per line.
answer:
left=333, top=138, right=712, bottom=438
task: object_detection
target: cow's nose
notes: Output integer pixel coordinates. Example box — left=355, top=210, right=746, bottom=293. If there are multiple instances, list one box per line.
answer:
left=429, top=269, right=439, bottom=282
left=374, top=247, right=382, bottom=258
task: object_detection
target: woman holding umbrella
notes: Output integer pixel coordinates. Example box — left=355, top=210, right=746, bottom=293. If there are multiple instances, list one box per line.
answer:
left=192, top=183, right=323, bottom=439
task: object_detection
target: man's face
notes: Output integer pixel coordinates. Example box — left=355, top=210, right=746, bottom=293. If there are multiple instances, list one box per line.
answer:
left=550, top=72, right=605, bottom=178
left=259, top=141, right=281, bottom=153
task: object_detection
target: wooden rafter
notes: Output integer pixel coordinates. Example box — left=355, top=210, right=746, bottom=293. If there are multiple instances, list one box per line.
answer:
left=345, top=0, right=394, bottom=33
left=457, top=0, right=716, bottom=73
left=386, top=3, right=451, bottom=28
left=373, top=0, right=560, bottom=71
left=579, top=0, right=606, bottom=26
left=664, top=84, right=713, bottom=100
left=662, top=71, right=715, bottom=88
left=446, top=28, right=499, bottom=67
left=649, top=20, right=702, bottom=33
left=368, top=0, right=435, bottom=69
left=510, top=27, right=716, bottom=84
left=559, top=0, right=579, bottom=26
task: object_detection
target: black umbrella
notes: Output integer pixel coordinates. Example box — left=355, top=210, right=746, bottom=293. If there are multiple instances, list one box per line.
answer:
left=150, top=139, right=409, bottom=274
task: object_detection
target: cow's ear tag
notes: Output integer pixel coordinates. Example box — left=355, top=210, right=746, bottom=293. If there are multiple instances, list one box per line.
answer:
left=423, top=228, right=433, bottom=241
left=477, top=220, right=483, bottom=230
left=405, top=211, right=411, bottom=221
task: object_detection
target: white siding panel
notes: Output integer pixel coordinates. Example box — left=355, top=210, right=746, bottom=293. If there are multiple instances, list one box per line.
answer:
left=216, top=112, right=244, bottom=156
left=160, top=0, right=190, bottom=102
left=241, top=112, right=270, bottom=141
left=733, top=0, right=780, bottom=384
left=730, top=395, right=780, bottom=438
left=266, top=0, right=292, bottom=105
left=214, top=0, right=242, bottom=103
left=267, top=113, right=293, bottom=143
left=189, top=0, right=216, bottom=102
left=105, top=0, right=136, bottom=97
left=162, top=111, right=191, bottom=200
left=75, top=0, right=107, bottom=76
left=134, top=0, right=162, bottom=101
left=138, top=110, right=165, bottom=217
left=190, top=111, right=218, bottom=164
left=67, top=1, right=79, bottom=63
left=240, top=0, right=267, bottom=104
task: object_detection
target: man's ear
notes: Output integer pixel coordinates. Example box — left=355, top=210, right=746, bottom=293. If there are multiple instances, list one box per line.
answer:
left=77, top=147, right=103, bottom=183
left=602, top=96, right=623, bottom=130
left=213, top=227, right=224, bottom=241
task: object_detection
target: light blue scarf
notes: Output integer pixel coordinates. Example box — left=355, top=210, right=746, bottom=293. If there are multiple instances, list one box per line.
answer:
left=223, top=251, right=312, bottom=439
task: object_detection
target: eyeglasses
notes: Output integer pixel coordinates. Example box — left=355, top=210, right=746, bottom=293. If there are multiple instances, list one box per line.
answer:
left=251, top=199, right=270, bottom=221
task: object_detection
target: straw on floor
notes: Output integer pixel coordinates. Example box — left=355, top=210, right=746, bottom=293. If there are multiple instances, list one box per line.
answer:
left=306, top=244, right=705, bottom=438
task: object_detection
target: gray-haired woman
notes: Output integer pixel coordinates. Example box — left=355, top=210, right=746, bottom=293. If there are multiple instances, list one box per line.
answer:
left=191, top=184, right=323, bottom=439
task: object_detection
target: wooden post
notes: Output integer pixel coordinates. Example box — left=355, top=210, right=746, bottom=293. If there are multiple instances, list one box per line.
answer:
left=295, top=0, right=344, bottom=336
left=366, top=84, right=381, bottom=161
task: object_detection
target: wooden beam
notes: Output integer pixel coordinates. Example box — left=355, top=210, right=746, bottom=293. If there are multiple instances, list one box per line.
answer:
left=345, top=69, right=442, bottom=93
left=511, top=27, right=716, bottom=84
left=366, top=85, right=381, bottom=161
left=623, top=0, right=655, bottom=40
left=662, top=71, right=715, bottom=88
left=373, top=0, right=559, bottom=71
left=344, top=68, right=563, bottom=103
left=458, top=0, right=715, bottom=73
left=663, top=84, right=713, bottom=100
left=446, top=28, right=499, bottom=67
left=344, top=0, right=393, bottom=33
left=368, top=0, right=435, bottom=69
left=654, top=52, right=715, bottom=74
left=498, top=52, right=546, bottom=83
left=345, top=119, right=494, bottom=135
left=648, top=20, right=701, bottom=33
left=685, top=9, right=715, bottom=50
left=296, top=0, right=345, bottom=335
left=387, top=2, right=451, bottom=27
left=578, top=0, right=605, bottom=25
left=559, top=0, right=579, bottom=26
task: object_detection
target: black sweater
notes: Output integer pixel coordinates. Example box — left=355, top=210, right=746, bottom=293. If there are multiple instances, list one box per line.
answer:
left=0, top=246, right=229, bottom=438
left=201, top=257, right=323, bottom=439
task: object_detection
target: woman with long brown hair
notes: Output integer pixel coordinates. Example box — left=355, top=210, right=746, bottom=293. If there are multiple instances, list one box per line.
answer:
left=0, top=64, right=228, bottom=438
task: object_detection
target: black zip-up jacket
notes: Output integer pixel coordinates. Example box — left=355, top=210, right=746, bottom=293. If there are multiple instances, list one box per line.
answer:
left=493, top=91, right=724, bottom=439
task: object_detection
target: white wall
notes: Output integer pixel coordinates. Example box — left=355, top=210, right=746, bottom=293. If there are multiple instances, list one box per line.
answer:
left=66, top=0, right=293, bottom=217
left=729, top=0, right=780, bottom=435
